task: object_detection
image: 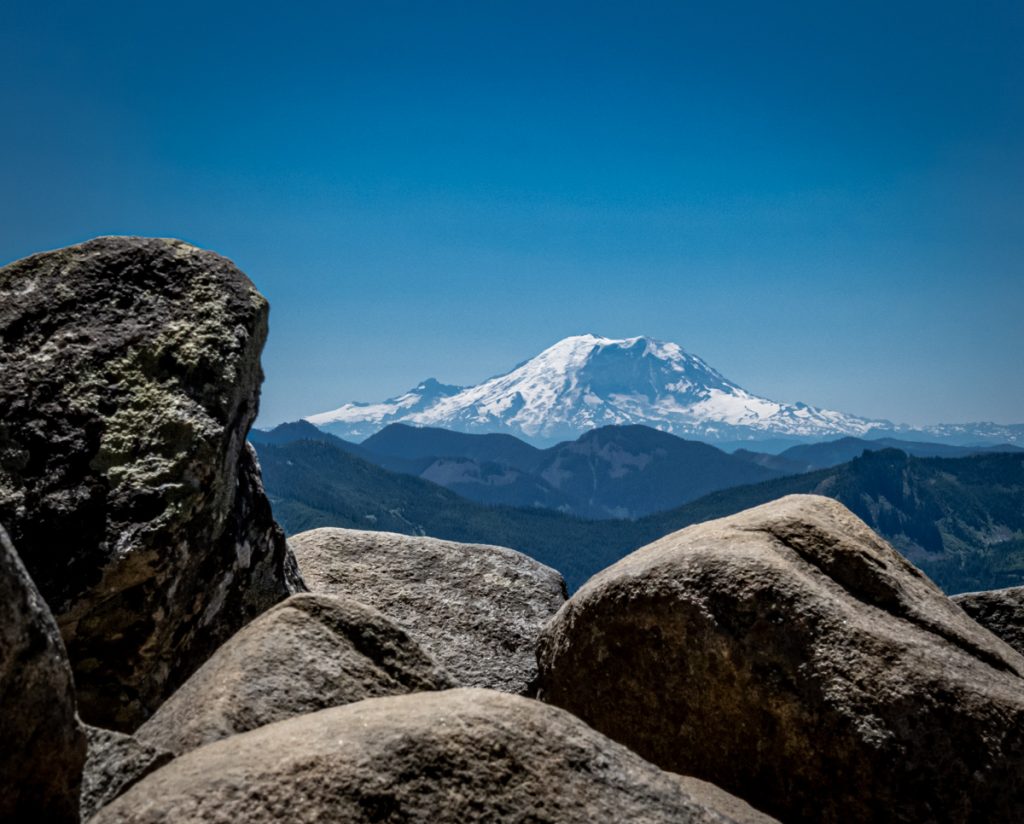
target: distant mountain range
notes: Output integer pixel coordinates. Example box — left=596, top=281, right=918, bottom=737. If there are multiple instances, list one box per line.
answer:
left=253, top=421, right=785, bottom=519
left=736, top=436, right=1023, bottom=473
left=252, top=420, right=1022, bottom=520
left=252, top=432, right=1024, bottom=595
left=304, top=334, right=1024, bottom=447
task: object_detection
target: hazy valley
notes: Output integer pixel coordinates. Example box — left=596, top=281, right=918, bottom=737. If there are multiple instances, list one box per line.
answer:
left=252, top=421, right=1024, bottom=594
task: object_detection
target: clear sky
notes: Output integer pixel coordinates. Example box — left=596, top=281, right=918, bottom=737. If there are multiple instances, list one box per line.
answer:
left=2, top=1, right=1021, bottom=427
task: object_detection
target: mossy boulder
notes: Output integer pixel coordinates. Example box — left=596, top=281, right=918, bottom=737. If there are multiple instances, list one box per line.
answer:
left=0, top=237, right=303, bottom=729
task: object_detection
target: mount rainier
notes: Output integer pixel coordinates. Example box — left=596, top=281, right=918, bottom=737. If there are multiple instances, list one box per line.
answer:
left=306, top=334, right=1023, bottom=447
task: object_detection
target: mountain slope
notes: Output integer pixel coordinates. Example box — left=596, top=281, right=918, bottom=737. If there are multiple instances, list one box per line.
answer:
left=261, top=421, right=790, bottom=518
left=531, top=424, right=785, bottom=518
left=775, top=436, right=1024, bottom=471
left=307, top=335, right=884, bottom=444
left=249, top=419, right=365, bottom=452
left=255, top=438, right=1024, bottom=593
left=362, top=424, right=544, bottom=471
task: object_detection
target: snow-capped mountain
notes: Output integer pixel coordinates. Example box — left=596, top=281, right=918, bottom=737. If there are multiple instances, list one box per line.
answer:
left=307, top=334, right=897, bottom=445
left=306, top=377, right=464, bottom=441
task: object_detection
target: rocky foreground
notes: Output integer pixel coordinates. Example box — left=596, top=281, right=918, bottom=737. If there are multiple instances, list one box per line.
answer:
left=2, top=238, right=1023, bottom=823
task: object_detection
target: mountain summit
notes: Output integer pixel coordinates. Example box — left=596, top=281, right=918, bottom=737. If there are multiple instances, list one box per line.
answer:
left=307, top=334, right=890, bottom=444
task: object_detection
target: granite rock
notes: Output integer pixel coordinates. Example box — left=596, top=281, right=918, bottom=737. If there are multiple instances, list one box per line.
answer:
left=537, top=495, right=1024, bottom=823
left=80, top=726, right=173, bottom=820
left=94, top=688, right=777, bottom=823
left=290, top=528, right=565, bottom=694
left=954, top=585, right=1024, bottom=657
left=136, top=592, right=455, bottom=755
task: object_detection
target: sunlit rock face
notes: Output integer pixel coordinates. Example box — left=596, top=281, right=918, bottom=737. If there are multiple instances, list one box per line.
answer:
left=537, top=495, right=1024, bottom=823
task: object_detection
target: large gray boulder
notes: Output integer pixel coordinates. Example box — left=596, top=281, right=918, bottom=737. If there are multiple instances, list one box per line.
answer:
left=0, top=237, right=303, bottom=729
left=954, top=585, right=1024, bottom=656
left=136, top=592, right=455, bottom=755
left=93, top=688, right=777, bottom=823
left=81, top=726, right=173, bottom=821
left=0, top=523, right=86, bottom=823
left=537, top=494, right=1024, bottom=823
left=290, top=528, right=566, bottom=694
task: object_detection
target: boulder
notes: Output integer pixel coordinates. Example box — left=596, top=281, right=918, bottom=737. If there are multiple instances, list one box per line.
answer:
left=92, top=688, right=777, bottom=823
left=536, top=494, right=1024, bottom=823
left=0, top=523, right=86, bottom=823
left=80, top=726, right=173, bottom=820
left=135, top=592, right=455, bottom=754
left=0, top=237, right=303, bottom=729
left=954, top=585, right=1024, bottom=656
left=290, top=528, right=566, bottom=694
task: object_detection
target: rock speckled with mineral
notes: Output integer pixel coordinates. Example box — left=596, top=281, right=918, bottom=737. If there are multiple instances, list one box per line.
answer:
left=953, top=585, right=1024, bottom=656
left=290, top=528, right=566, bottom=693
left=0, top=523, right=86, bottom=823
left=136, top=592, right=455, bottom=755
left=80, top=726, right=173, bottom=820
left=0, top=237, right=303, bottom=729
left=537, top=494, right=1024, bottom=823
left=93, top=688, right=778, bottom=823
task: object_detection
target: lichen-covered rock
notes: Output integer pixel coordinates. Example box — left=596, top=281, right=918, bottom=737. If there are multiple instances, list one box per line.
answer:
left=289, top=528, right=566, bottom=694
left=93, top=688, right=778, bottom=823
left=0, top=237, right=303, bottom=729
left=954, top=585, right=1024, bottom=656
left=136, top=593, right=456, bottom=755
left=81, top=726, right=173, bottom=820
left=0, top=523, right=86, bottom=823
left=537, top=495, right=1024, bottom=823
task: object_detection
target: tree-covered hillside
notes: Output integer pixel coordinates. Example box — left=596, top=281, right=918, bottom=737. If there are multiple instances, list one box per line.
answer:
left=255, top=439, right=1024, bottom=593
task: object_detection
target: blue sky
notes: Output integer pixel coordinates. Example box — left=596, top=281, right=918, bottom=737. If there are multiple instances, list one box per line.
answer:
left=2, top=1, right=1022, bottom=427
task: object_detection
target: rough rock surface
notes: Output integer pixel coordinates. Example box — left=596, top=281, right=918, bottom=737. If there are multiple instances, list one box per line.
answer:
left=290, top=528, right=566, bottom=694
left=0, top=523, right=86, bottom=823
left=0, top=237, right=303, bottom=729
left=537, top=494, right=1024, bottom=824
left=81, top=726, right=173, bottom=821
left=954, top=585, right=1024, bottom=656
left=93, top=688, right=777, bottom=823
left=136, top=592, right=455, bottom=755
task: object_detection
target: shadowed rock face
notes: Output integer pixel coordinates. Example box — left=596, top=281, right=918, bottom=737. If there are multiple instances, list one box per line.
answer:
left=954, top=586, right=1024, bottom=656
left=289, top=528, right=566, bottom=694
left=537, top=495, right=1024, bottom=824
left=93, top=688, right=778, bottom=824
left=136, top=593, right=456, bottom=755
left=0, top=237, right=303, bottom=729
left=80, top=726, right=173, bottom=821
left=0, top=524, right=86, bottom=823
